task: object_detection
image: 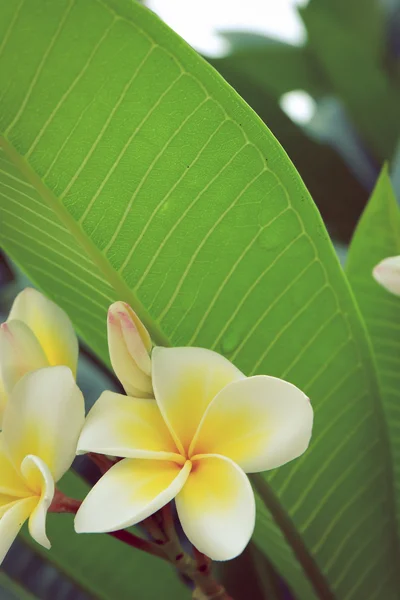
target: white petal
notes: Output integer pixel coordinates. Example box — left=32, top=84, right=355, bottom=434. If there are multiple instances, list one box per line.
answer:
left=0, top=434, right=30, bottom=497
left=0, top=376, right=7, bottom=429
left=75, top=458, right=191, bottom=533
left=0, top=320, right=48, bottom=395
left=0, top=497, right=37, bottom=565
left=175, top=454, right=255, bottom=561
left=21, top=455, right=55, bottom=549
left=78, top=391, right=181, bottom=461
left=152, top=347, right=244, bottom=454
left=108, top=302, right=153, bottom=397
left=191, top=375, right=313, bottom=472
left=9, top=288, right=78, bottom=376
left=373, top=256, right=400, bottom=296
left=3, top=367, right=85, bottom=481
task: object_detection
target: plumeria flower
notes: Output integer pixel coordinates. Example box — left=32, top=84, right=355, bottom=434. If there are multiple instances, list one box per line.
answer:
left=0, top=288, right=78, bottom=425
left=0, top=366, right=84, bottom=564
left=373, top=256, right=400, bottom=296
left=75, top=306, right=313, bottom=561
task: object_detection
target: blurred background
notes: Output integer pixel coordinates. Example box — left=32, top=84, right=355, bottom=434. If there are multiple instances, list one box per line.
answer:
left=1, top=0, right=400, bottom=597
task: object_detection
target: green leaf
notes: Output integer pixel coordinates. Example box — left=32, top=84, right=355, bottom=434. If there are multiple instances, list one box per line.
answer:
left=346, top=167, right=400, bottom=534
left=0, top=1, right=400, bottom=599
left=304, top=0, right=385, bottom=56
left=210, top=36, right=329, bottom=99
left=300, top=1, right=400, bottom=160
left=0, top=573, right=38, bottom=600
left=207, top=55, right=368, bottom=243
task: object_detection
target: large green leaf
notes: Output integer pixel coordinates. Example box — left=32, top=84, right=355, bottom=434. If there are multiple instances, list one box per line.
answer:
left=207, top=53, right=367, bottom=243
left=0, top=1, right=399, bottom=599
left=346, top=167, right=400, bottom=532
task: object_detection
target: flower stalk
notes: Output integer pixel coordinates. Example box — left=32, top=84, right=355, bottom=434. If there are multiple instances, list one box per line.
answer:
left=51, top=491, right=233, bottom=599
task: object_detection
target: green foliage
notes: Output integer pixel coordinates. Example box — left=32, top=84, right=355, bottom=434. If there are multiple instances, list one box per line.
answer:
left=0, top=1, right=400, bottom=600
left=0, top=573, right=38, bottom=600
left=208, top=48, right=367, bottom=242
left=346, top=168, right=400, bottom=533
left=300, top=0, right=400, bottom=161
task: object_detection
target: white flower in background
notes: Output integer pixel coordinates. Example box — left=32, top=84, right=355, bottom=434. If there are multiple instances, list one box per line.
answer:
left=75, top=306, right=313, bottom=561
left=0, top=288, right=78, bottom=425
left=0, top=367, right=84, bottom=564
left=373, top=256, right=400, bottom=296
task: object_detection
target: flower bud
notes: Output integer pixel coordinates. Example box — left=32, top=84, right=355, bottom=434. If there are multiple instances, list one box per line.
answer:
left=107, top=302, right=153, bottom=398
left=373, top=256, right=400, bottom=296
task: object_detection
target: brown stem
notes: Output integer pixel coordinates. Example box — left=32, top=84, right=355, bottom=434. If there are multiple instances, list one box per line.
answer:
left=87, top=452, right=116, bottom=474
left=50, top=490, right=167, bottom=561
left=150, top=504, right=234, bottom=600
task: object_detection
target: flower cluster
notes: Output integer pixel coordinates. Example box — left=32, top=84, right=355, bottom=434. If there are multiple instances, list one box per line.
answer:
left=0, top=289, right=313, bottom=564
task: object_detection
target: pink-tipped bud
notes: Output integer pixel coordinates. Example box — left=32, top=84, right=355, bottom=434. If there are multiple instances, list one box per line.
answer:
left=107, top=302, right=153, bottom=398
left=373, top=256, right=400, bottom=297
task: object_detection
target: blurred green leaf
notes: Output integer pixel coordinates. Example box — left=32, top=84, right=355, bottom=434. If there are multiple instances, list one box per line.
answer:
left=300, top=1, right=400, bottom=160
left=0, top=572, right=38, bottom=600
left=0, top=1, right=400, bottom=599
left=346, top=166, right=400, bottom=532
left=211, top=35, right=329, bottom=98
left=305, top=0, right=385, bottom=56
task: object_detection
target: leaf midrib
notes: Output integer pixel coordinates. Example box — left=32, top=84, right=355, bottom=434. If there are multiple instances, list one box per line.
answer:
left=0, top=134, right=170, bottom=347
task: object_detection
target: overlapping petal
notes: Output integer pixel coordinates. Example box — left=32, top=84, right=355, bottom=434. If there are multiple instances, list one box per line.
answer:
left=21, top=455, right=54, bottom=549
left=108, top=302, right=153, bottom=398
left=3, top=367, right=85, bottom=481
left=0, top=320, right=48, bottom=395
left=152, top=347, right=244, bottom=453
left=75, top=458, right=191, bottom=533
left=0, top=497, right=37, bottom=564
left=191, top=375, right=313, bottom=472
left=77, top=391, right=181, bottom=460
left=0, top=436, right=30, bottom=497
left=9, top=288, right=78, bottom=376
left=175, top=455, right=255, bottom=561
left=0, top=378, right=7, bottom=427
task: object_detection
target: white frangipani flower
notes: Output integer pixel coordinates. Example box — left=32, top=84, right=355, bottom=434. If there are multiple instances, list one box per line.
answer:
left=373, top=256, right=400, bottom=296
left=75, top=311, right=313, bottom=561
left=0, top=288, right=78, bottom=425
left=0, top=366, right=85, bottom=564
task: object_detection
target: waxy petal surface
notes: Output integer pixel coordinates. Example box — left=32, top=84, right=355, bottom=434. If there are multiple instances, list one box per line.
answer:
left=0, top=435, right=29, bottom=498
left=75, top=458, right=191, bottom=533
left=21, top=455, right=54, bottom=549
left=3, top=367, right=85, bottom=481
left=175, top=455, right=255, bottom=561
left=152, top=347, right=244, bottom=453
left=191, top=375, right=313, bottom=472
left=9, top=288, right=78, bottom=376
left=78, top=391, right=180, bottom=461
left=0, top=320, right=48, bottom=395
left=373, top=255, right=400, bottom=296
left=0, top=497, right=37, bottom=564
